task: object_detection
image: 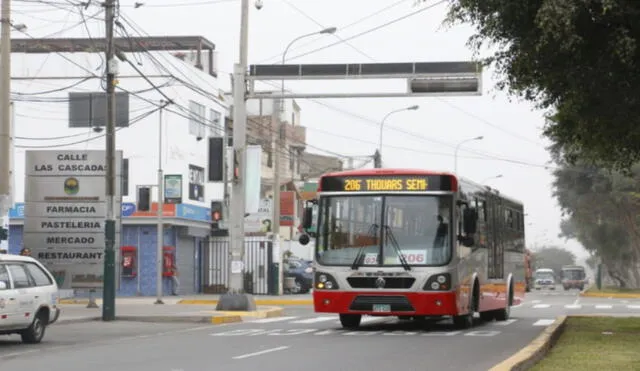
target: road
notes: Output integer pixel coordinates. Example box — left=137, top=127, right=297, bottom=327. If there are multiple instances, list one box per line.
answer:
left=1, top=287, right=639, bottom=371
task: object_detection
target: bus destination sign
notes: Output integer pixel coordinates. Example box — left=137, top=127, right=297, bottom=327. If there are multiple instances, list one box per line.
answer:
left=320, top=174, right=454, bottom=192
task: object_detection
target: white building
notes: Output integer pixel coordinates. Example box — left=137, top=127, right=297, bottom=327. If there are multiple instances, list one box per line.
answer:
left=6, top=36, right=229, bottom=297
left=11, top=38, right=227, bottom=208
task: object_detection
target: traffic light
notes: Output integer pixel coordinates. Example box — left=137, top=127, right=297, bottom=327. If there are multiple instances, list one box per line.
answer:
left=211, top=201, right=224, bottom=223
left=0, top=227, right=7, bottom=241
left=210, top=200, right=226, bottom=236
left=137, top=186, right=151, bottom=212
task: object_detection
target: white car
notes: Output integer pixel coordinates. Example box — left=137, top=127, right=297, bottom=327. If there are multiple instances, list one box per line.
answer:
left=0, top=254, right=61, bottom=343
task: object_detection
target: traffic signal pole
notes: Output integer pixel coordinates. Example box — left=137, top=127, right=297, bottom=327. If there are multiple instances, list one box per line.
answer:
left=155, top=103, right=165, bottom=305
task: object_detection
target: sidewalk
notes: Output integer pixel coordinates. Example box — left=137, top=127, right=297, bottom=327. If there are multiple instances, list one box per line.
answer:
left=59, top=294, right=313, bottom=306
left=55, top=301, right=284, bottom=325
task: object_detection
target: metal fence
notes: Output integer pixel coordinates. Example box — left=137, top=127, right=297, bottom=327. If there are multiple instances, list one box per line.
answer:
left=201, top=236, right=275, bottom=295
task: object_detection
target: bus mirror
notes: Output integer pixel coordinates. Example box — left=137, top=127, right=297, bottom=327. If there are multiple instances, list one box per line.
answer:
left=463, top=208, right=477, bottom=234
left=299, top=234, right=310, bottom=246
left=302, top=207, right=313, bottom=229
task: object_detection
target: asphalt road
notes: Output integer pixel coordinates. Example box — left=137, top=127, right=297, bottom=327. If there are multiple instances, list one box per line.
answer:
left=1, top=287, right=639, bottom=371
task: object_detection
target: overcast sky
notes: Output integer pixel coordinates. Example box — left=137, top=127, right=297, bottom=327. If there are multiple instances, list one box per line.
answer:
left=12, top=0, right=588, bottom=260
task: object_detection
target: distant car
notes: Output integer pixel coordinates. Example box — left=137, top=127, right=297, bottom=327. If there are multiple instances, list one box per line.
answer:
left=534, top=268, right=556, bottom=290
left=0, top=254, right=61, bottom=343
left=284, top=258, right=313, bottom=294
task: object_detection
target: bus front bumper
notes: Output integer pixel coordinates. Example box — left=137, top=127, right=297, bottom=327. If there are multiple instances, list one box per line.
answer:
left=313, top=290, right=458, bottom=316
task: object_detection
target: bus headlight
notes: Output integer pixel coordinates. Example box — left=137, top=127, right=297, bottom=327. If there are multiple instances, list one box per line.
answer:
left=423, top=273, right=452, bottom=291
left=315, top=272, right=339, bottom=290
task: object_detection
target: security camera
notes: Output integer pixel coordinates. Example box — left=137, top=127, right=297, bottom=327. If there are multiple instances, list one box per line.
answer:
left=255, top=0, right=263, bottom=10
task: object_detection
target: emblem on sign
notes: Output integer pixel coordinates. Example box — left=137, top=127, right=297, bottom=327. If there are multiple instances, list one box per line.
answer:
left=375, top=276, right=386, bottom=289
left=64, top=177, right=79, bottom=195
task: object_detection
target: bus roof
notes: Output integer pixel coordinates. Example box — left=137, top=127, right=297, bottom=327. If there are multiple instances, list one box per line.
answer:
left=535, top=268, right=554, bottom=272
left=562, top=265, right=585, bottom=270
left=322, top=168, right=455, bottom=178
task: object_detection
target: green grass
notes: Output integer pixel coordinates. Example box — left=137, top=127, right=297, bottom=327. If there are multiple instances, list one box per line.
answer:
left=531, top=317, right=640, bottom=371
left=587, top=285, right=640, bottom=294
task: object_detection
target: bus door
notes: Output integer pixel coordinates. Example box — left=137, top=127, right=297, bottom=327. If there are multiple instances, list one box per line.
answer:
left=487, top=194, right=504, bottom=279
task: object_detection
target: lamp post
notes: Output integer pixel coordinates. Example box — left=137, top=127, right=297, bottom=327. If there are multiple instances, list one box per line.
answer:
left=376, top=105, right=419, bottom=168
left=274, top=26, right=336, bottom=296
left=454, top=135, right=483, bottom=174
left=481, top=174, right=503, bottom=184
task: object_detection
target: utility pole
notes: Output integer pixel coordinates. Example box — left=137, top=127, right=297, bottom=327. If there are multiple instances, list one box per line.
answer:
left=271, top=98, right=282, bottom=295
left=216, top=0, right=256, bottom=311
left=155, top=102, right=165, bottom=305
left=0, top=0, right=11, bottom=224
left=102, top=0, right=118, bottom=321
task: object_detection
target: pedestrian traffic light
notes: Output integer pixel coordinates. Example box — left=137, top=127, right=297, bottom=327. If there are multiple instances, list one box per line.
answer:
left=137, top=186, right=151, bottom=212
left=211, top=200, right=223, bottom=222
left=0, top=227, right=7, bottom=241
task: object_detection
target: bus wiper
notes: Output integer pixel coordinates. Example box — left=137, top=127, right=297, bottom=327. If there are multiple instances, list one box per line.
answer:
left=351, top=223, right=379, bottom=270
left=382, top=225, right=411, bottom=271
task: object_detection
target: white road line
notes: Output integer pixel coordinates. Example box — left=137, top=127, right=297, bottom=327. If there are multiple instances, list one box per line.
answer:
left=493, top=319, right=517, bottom=326
left=564, top=304, right=582, bottom=309
left=232, top=346, right=289, bottom=360
left=250, top=316, right=298, bottom=323
left=595, top=305, right=612, bottom=309
left=531, top=300, right=542, bottom=304
left=361, top=316, right=389, bottom=324
left=627, top=305, right=640, bottom=310
left=533, top=304, right=551, bottom=309
left=290, top=316, right=335, bottom=324
left=533, top=319, right=556, bottom=326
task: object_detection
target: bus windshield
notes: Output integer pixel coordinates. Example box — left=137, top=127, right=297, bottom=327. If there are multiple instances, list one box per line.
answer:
left=315, top=194, right=453, bottom=267
left=562, top=269, right=585, bottom=280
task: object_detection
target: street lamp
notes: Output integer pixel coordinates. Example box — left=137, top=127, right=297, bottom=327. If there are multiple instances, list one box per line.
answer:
left=481, top=174, right=503, bottom=184
left=454, top=135, right=483, bottom=174
left=376, top=105, right=419, bottom=167
left=274, top=26, right=337, bottom=296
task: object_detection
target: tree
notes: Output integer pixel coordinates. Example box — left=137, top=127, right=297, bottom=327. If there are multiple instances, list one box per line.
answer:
left=440, top=0, right=640, bottom=171
left=532, top=246, right=576, bottom=277
left=552, top=146, right=640, bottom=288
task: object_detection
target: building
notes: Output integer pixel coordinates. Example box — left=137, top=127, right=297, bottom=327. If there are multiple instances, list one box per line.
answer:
left=7, top=37, right=227, bottom=296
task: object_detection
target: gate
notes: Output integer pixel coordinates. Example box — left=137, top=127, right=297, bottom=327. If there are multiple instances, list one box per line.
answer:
left=201, top=236, right=274, bottom=295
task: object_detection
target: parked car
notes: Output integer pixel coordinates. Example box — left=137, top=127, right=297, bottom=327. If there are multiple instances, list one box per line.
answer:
left=0, top=254, right=61, bottom=343
left=284, top=258, right=313, bottom=294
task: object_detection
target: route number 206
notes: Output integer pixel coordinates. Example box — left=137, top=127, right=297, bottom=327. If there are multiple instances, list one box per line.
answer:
left=401, top=254, right=425, bottom=263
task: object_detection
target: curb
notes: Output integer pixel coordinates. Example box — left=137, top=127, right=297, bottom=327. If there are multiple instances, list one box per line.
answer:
left=52, top=307, right=284, bottom=325
left=177, top=299, right=313, bottom=306
left=489, top=316, right=567, bottom=371
left=579, top=291, right=640, bottom=299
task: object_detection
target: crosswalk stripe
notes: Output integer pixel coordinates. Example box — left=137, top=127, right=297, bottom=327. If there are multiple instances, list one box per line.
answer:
left=493, top=319, right=517, bottom=326
left=533, top=319, right=555, bottom=326
left=564, top=304, right=582, bottom=309
left=595, top=305, right=612, bottom=309
left=532, top=304, right=551, bottom=309
left=290, top=316, right=336, bottom=324
left=627, top=305, right=640, bottom=309
left=250, top=316, right=299, bottom=323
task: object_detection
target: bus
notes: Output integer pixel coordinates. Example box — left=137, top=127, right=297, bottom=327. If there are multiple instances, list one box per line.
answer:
left=560, top=265, right=586, bottom=291
left=533, top=268, right=556, bottom=290
left=298, top=168, right=527, bottom=330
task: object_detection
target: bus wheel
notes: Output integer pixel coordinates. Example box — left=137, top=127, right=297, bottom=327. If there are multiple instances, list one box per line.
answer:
left=339, top=314, right=362, bottom=329
left=452, top=313, right=473, bottom=329
left=479, top=311, right=494, bottom=322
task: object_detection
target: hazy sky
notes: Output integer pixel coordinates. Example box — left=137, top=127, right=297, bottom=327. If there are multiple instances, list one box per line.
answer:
left=12, top=0, right=587, bottom=260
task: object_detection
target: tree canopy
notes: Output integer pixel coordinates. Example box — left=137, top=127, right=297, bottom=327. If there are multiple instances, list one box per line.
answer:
left=442, top=0, right=640, bottom=170
left=552, top=145, right=640, bottom=288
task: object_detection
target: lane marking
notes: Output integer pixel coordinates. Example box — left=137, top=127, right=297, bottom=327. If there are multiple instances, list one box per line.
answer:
left=595, top=305, right=612, bottom=309
left=627, top=305, right=640, bottom=310
left=250, top=316, right=298, bottom=323
left=531, top=300, right=542, bottom=304
left=232, top=346, right=289, bottom=360
left=465, top=330, right=501, bottom=337
left=533, top=319, right=555, bottom=326
left=290, top=316, right=335, bottom=324
left=564, top=304, right=582, bottom=309
left=532, top=304, right=551, bottom=309
left=493, top=319, right=517, bottom=326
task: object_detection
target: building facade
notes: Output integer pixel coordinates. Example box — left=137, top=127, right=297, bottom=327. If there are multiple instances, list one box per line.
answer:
left=7, top=37, right=227, bottom=296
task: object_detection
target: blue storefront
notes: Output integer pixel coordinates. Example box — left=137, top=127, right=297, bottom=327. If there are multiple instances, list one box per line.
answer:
left=6, top=201, right=211, bottom=297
